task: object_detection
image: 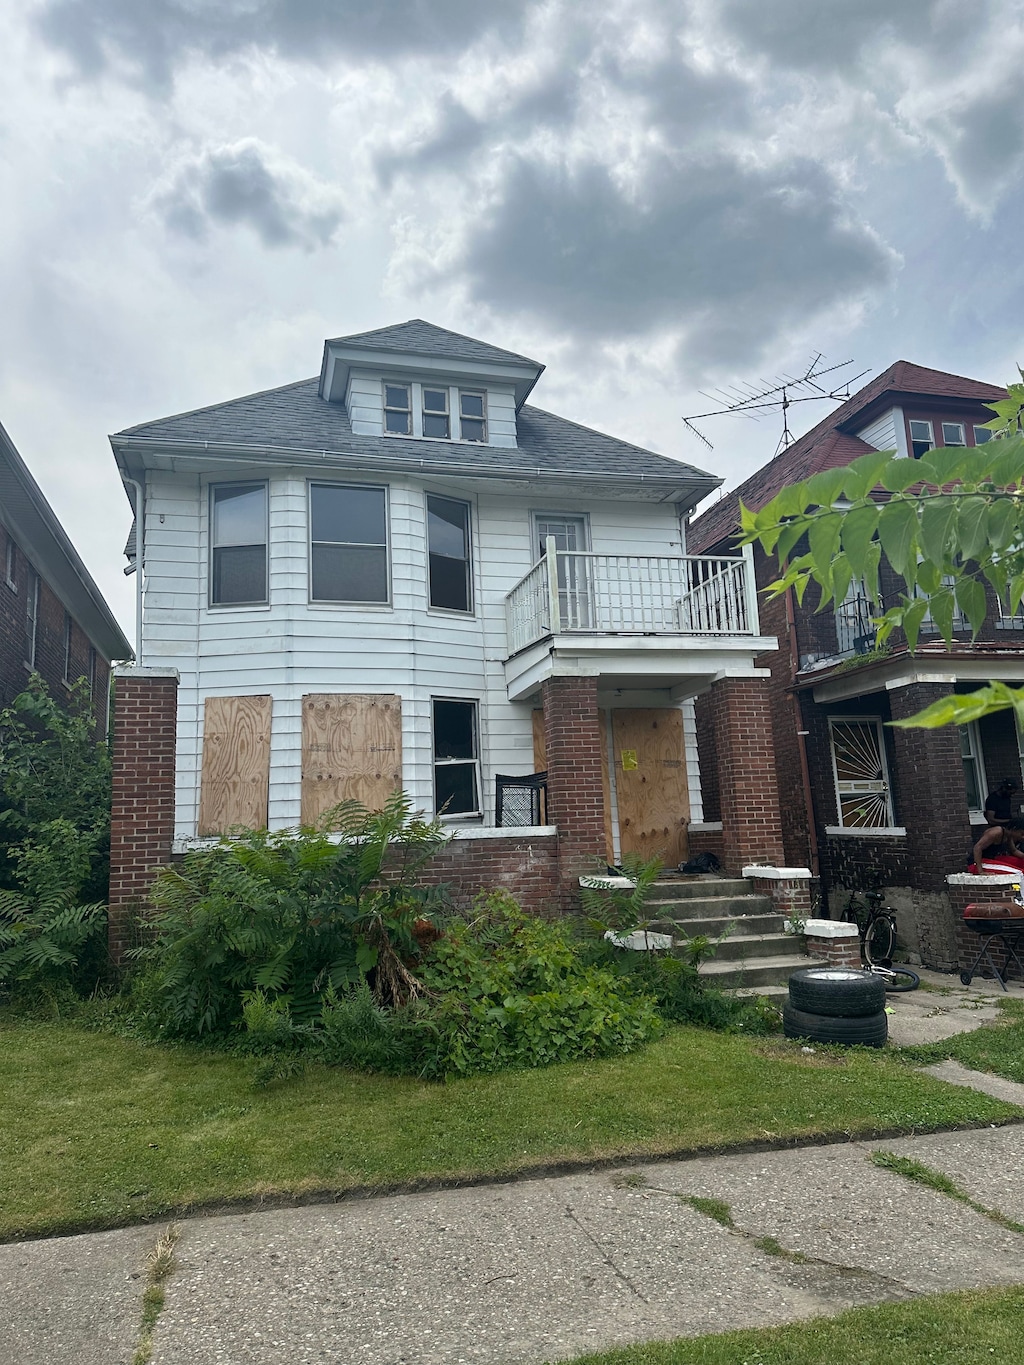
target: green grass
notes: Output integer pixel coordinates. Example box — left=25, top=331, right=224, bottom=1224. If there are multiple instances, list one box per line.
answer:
left=1, top=1015, right=1020, bottom=1241
left=554, top=1285, right=1024, bottom=1364
left=902, top=997, right=1024, bottom=1081
left=871, top=1150, right=1024, bottom=1235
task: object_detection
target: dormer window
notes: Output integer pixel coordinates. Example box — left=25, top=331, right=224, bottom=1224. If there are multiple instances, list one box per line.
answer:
left=422, top=387, right=450, bottom=439
left=459, top=391, right=487, bottom=442
left=383, top=383, right=411, bottom=435
left=941, top=422, right=966, bottom=446
left=909, top=420, right=934, bottom=458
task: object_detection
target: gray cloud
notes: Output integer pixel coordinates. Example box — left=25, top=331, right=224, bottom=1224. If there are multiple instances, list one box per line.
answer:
left=150, top=140, right=345, bottom=249
left=34, top=0, right=529, bottom=91
left=450, top=152, right=894, bottom=366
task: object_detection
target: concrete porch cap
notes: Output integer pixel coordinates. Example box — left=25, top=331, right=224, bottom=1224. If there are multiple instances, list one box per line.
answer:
left=742, top=865, right=813, bottom=880
left=948, top=872, right=1022, bottom=886
left=803, top=918, right=858, bottom=939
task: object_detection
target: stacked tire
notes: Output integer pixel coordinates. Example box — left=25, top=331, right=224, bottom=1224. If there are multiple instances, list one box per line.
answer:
left=783, top=967, right=887, bottom=1047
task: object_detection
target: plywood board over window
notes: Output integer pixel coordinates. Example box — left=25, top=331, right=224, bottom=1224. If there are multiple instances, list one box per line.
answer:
left=302, top=694, right=402, bottom=826
left=198, top=695, right=272, bottom=835
left=612, top=709, right=689, bottom=866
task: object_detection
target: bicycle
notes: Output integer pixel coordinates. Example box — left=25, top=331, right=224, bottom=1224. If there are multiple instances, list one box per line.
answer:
left=840, top=890, right=920, bottom=992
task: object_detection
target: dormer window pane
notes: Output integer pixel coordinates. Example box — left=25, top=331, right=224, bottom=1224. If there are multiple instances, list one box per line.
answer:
left=908, top=420, right=934, bottom=459
left=422, top=387, right=450, bottom=439
left=974, top=426, right=993, bottom=444
left=941, top=422, right=965, bottom=446
left=459, top=391, right=487, bottom=442
left=384, top=383, right=411, bottom=435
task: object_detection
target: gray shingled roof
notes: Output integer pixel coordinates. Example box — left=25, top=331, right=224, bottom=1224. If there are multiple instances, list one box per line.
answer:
left=326, top=319, right=543, bottom=371
left=114, top=377, right=717, bottom=488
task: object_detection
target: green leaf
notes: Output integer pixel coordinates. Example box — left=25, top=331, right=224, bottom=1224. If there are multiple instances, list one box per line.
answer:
left=987, top=438, right=1024, bottom=488
left=916, top=559, right=941, bottom=593
left=928, top=589, right=955, bottom=644
left=890, top=682, right=1024, bottom=729
left=1009, top=574, right=1024, bottom=614
left=804, top=467, right=848, bottom=508
left=957, top=497, right=990, bottom=561
left=877, top=500, right=919, bottom=577
left=840, top=504, right=880, bottom=578
left=901, top=597, right=929, bottom=653
left=881, top=458, right=926, bottom=493
left=986, top=497, right=1020, bottom=551
left=954, top=577, right=988, bottom=636
left=842, top=448, right=895, bottom=500
left=775, top=519, right=808, bottom=564
left=915, top=446, right=973, bottom=488
left=830, top=553, right=853, bottom=613
left=807, top=512, right=843, bottom=579
left=862, top=539, right=882, bottom=606
left=919, top=496, right=958, bottom=567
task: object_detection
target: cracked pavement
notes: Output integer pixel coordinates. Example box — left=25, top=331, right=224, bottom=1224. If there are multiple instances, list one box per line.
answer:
left=5, top=1125, right=1024, bottom=1364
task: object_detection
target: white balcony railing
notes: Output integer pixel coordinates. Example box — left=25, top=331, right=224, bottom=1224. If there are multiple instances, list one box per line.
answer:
left=505, top=540, right=759, bottom=655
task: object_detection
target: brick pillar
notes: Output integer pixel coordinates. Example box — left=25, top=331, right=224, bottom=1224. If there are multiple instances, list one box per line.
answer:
left=888, top=684, right=972, bottom=894
left=705, top=676, right=785, bottom=873
left=948, top=872, right=1024, bottom=983
left=541, top=675, right=607, bottom=908
left=803, top=918, right=862, bottom=969
left=108, top=667, right=179, bottom=962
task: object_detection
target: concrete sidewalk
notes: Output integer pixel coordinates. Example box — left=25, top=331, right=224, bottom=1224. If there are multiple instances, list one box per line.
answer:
left=6, top=1124, right=1024, bottom=1365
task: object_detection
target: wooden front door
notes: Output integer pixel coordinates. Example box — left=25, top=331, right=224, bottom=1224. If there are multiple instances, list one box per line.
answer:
left=611, top=708, right=689, bottom=866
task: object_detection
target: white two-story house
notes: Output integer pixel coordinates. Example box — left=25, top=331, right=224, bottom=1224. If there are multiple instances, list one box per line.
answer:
left=107, top=320, right=787, bottom=949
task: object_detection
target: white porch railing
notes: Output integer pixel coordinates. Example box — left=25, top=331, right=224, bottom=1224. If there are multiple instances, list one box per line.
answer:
left=505, top=540, right=759, bottom=655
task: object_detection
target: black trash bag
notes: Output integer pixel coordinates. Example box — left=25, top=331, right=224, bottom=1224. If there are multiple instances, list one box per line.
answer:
left=678, top=851, right=722, bottom=874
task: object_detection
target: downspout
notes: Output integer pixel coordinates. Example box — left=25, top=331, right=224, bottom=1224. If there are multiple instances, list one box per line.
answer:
left=123, top=475, right=144, bottom=665
left=786, top=583, right=819, bottom=877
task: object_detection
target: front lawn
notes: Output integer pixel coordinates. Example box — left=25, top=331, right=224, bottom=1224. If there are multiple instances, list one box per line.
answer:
left=557, top=1284, right=1024, bottom=1365
left=1, top=1016, right=1018, bottom=1241
left=903, top=997, right=1024, bottom=1081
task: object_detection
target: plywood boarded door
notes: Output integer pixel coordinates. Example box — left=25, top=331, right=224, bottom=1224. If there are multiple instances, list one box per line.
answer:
left=612, top=709, right=689, bottom=865
left=198, top=695, right=272, bottom=835
left=301, top=694, right=402, bottom=826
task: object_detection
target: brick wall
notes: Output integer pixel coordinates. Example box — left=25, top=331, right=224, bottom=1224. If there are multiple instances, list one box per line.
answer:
left=541, top=676, right=608, bottom=901
left=949, top=874, right=1024, bottom=983
left=704, top=675, right=786, bottom=872
left=108, top=670, right=179, bottom=960
left=412, top=834, right=559, bottom=916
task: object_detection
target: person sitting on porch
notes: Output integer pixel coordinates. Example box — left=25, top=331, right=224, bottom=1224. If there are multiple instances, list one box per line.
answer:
left=985, top=779, right=1019, bottom=826
left=972, top=818, right=1024, bottom=874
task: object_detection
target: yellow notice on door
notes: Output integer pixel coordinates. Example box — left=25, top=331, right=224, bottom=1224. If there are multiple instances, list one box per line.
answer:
left=621, top=749, right=638, bottom=771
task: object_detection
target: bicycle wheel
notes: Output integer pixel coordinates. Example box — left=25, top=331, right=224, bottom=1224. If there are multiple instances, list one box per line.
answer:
left=875, top=966, right=919, bottom=993
left=864, top=913, right=896, bottom=967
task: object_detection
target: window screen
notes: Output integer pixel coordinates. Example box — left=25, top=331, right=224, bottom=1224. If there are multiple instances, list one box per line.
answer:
left=427, top=494, right=472, bottom=612
left=211, top=484, right=267, bottom=605
left=310, top=484, right=388, bottom=602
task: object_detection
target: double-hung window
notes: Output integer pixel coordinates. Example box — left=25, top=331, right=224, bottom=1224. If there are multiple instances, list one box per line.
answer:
left=427, top=494, right=472, bottom=612
left=909, top=420, right=934, bottom=458
left=310, top=483, right=389, bottom=603
left=432, top=699, right=480, bottom=816
left=384, top=383, right=411, bottom=435
left=941, top=422, right=966, bottom=446
left=210, top=483, right=268, bottom=606
left=974, top=425, right=993, bottom=445
left=960, top=722, right=988, bottom=819
left=459, top=392, right=487, bottom=442
left=422, top=387, right=450, bottom=439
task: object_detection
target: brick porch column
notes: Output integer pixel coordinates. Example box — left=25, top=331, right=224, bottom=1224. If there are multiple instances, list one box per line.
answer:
left=888, top=683, right=972, bottom=894
left=706, top=675, right=785, bottom=873
left=108, top=667, right=179, bottom=963
left=541, top=675, right=607, bottom=908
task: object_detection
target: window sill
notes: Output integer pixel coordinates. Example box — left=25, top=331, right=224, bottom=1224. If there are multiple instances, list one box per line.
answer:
left=205, top=602, right=272, bottom=613
left=427, top=606, right=476, bottom=620
left=824, top=826, right=907, bottom=838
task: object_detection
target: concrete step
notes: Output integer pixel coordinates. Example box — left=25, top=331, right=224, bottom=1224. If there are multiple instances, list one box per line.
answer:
left=703, top=932, right=800, bottom=963
left=698, top=952, right=813, bottom=991
left=649, top=894, right=775, bottom=920
left=650, top=913, right=785, bottom=940
left=645, top=878, right=753, bottom=903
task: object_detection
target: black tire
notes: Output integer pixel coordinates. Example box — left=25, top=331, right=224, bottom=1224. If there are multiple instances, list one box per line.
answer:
left=783, top=1003, right=888, bottom=1048
left=876, top=966, right=919, bottom=993
left=864, top=914, right=897, bottom=967
left=787, top=967, right=886, bottom=1017
left=960, top=971, right=973, bottom=985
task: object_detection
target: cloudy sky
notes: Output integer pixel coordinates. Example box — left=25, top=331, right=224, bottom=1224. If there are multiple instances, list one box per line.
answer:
left=2, top=0, right=1023, bottom=643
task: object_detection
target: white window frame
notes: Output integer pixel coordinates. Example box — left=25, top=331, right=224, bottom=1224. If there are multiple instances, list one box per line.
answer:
left=25, top=567, right=39, bottom=668
left=960, top=720, right=988, bottom=823
left=828, top=716, right=895, bottom=829
left=908, top=419, right=934, bottom=458
left=973, top=425, right=993, bottom=445
left=5, top=539, right=15, bottom=592
left=431, top=697, right=481, bottom=820
left=421, top=386, right=451, bottom=440
left=208, top=481, right=269, bottom=608
left=458, top=390, right=488, bottom=443
left=307, top=482, right=391, bottom=606
left=941, top=421, right=966, bottom=447
left=383, top=381, right=412, bottom=437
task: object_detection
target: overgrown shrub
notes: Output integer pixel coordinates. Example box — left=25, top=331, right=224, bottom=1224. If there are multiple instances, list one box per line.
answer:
left=417, top=892, right=662, bottom=1078
left=133, top=793, right=449, bottom=1038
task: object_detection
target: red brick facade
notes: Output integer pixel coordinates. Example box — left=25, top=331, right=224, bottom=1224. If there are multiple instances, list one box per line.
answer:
left=108, top=669, right=179, bottom=960
left=413, top=834, right=559, bottom=915
left=703, top=676, right=786, bottom=873
left=541, top=675, right=609, bottom=901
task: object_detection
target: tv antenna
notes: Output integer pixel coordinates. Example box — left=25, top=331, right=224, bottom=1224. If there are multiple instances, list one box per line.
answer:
left=682, top=354, right=870, bottom=456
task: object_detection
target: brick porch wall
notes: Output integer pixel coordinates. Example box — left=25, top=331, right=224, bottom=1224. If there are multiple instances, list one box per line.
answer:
left=541, top=675, right=608, bottom=904
left=949, top=873, right=1024, bottom=983
left=108, top=668, right=179, bottom=961
left=705, top=676, right=786, bottom=873
left=408, top=833, right=559, bottom=916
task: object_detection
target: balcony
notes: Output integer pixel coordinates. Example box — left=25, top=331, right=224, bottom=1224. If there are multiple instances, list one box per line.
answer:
left=503, top=541, right=776, bottom=701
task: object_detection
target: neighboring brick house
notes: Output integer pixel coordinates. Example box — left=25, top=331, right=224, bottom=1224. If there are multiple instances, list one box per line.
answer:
left=0, top=420, right=131, bottom=727
left=687, top=362, right=1023, bottom=970
left=105, top=319, right=791, bottom=956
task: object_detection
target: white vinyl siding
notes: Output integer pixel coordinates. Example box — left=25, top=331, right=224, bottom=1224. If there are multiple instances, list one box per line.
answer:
left=855, top=409, right=899, bottom=453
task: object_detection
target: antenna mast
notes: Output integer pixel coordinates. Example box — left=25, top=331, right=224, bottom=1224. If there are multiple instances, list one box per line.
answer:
left=682, top=353, right=870, bottom=455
